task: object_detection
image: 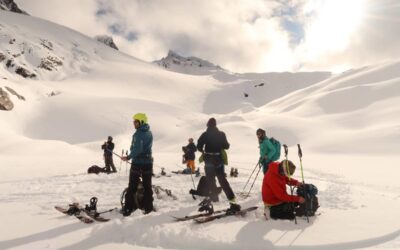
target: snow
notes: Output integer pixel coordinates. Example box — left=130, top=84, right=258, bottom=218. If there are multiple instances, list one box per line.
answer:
left=1, top=9, right=400, bottom=250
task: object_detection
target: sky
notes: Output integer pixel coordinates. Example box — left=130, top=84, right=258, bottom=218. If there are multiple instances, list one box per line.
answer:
left=15, top=0, right=400, bottom=73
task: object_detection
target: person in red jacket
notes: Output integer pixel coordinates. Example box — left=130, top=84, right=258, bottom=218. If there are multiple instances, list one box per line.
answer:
left=262, top=160, right=305, bottom=220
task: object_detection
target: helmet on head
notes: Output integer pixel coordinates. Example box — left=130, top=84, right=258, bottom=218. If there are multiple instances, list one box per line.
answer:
left=107, top=136, right=113, bottom=141
left=133, top=113, right=148, bottom=125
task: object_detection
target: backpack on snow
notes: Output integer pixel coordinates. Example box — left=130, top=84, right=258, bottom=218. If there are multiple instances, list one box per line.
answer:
left=189, top=176, right=222, bottom=199
left=295, top=183, right=319, bottom=217
left=87, top=165, right=107, bottom=174
left=120, top=179, right=145, bottom=210
left=268, top=137, right=281, bottom=161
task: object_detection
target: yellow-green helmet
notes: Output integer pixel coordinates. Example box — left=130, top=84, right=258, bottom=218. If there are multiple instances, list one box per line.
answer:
left=133, top=113, right=148, bottom=124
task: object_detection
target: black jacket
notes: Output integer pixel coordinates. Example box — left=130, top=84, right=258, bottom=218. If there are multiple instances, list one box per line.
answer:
left=183, top=142, right=197, bottom=160
left=197, top=127, right=229, bottom=154
left=101, top=142, right=114, bottom=157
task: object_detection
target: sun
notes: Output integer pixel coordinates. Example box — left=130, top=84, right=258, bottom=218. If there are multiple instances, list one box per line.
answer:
left=301, top=0, right=367, bottom=58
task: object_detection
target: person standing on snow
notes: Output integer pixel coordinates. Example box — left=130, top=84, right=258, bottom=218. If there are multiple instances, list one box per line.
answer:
left=262, top=160, right=305, bottom=220
left=101, top=136, right=117, bottom=173
left=121, top=113, right=154, bottom=216
left=182, top=138, right=197, bottom=173
left=256, top=128, right=276, bottom=174
left=197, top=117, right=241, bottom=213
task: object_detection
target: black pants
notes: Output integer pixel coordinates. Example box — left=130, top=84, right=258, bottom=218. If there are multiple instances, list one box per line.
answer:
left=104, top=155, right=116, bottom=172
left=261, top=159, right=272, bottom=174
left=270, top=202, right=296, bottom=220
left=204, top=163, right=235, bottom=201
left=124, top=164, right=153, bottom=212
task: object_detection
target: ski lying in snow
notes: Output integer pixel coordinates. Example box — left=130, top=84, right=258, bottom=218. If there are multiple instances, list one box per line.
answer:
left=153, top=185, right=178, bottom=200
left=55, top=205, right=94, bottom=224
left=172, top=208, right=229, bottom=222
left=55, top=204, right=111, bottom=223
left=194, top=206, right=258, bottom=224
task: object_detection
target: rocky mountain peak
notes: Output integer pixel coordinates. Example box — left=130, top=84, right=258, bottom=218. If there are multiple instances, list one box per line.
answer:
left=94, top=35, right=119, bottom=50
left=0, top=0, right=28, bottom=15
left=153, top=50, right=223, bottom=75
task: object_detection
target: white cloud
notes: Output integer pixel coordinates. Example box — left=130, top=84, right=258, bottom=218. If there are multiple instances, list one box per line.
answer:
left=15, top=0, right=400, bottom=73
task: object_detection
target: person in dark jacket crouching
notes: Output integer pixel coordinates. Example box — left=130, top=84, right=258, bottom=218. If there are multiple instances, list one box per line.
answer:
left=121, top=113, right=154, bottom=216
left=262, top=160, right=305, bottom=220
left=197, top=117, right=240, bottom=214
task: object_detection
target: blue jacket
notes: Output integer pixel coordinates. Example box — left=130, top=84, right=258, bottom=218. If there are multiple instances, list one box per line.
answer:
left=127, top=124, right=153, bottom=165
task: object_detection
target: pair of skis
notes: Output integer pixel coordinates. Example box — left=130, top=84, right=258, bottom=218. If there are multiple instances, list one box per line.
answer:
left=172, top=206, right=258, bottom=224
left=55, top=203, right=115, bottom=224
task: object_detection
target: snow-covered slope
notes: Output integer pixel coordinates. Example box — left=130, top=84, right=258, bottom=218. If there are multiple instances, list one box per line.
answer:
left=0, top=9, right=133, bottom=81
left=0, top=9, right=400, bottom=250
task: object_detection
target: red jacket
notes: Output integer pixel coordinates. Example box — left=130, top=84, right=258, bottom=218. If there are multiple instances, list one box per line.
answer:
left=262, top=161, right=300, bottom=206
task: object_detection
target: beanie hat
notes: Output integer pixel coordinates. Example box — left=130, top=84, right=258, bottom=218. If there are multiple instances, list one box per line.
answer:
left=207, top=118, right=217, bottom=127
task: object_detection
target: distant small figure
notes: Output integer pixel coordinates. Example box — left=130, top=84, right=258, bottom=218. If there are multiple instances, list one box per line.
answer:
left=254, top=83, right=265, bottom=87
left=101, top=136, right=117, bottom=173
left=244, top=92, right=249, bottom=97
left=230, top=168, right=239, bottom=177
left=182, top=138, right=197, bottom=173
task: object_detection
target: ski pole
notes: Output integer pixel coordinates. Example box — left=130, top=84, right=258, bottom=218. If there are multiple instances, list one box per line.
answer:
left=283, top=144, right=297, bottom=224
left=190, top=169, right=197, bottom=200
left=298, top=144, right=309, bottom=223
left=125, top=151, right=129, bottom=175
left=241, top=162, right=260, bottom=193
left=106, top=149, right=132, bottom=164
left=119, top=149, right=124, bottom=172
left=97, top=207, right=118, bottom=215
left=245, top=166, right=262, bottom=197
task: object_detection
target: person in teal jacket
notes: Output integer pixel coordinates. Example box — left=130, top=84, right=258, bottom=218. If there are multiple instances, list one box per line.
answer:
left=257, top=128, right=276, bottom=174
left=121, top=113, right=154, bottom=216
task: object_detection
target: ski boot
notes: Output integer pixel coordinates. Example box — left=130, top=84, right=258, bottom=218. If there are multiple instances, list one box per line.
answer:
left=198, top=197, right=214, bottom=214
left=226, top=200, right=241, bottom=215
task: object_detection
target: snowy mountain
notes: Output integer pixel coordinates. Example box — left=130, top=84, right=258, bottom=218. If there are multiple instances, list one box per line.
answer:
left=153, top=50, right=224, bottom=75
left=0, top=8, right=400, bottom=250
left=0, top=0, right=27, bottom=14
left=0, top=10, right=131, bottom=81
left=94, top=35, right=119, bottom=50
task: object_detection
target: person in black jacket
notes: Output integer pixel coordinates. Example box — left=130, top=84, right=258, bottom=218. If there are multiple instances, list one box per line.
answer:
left=101, top=136, right=117, bottom=173
left=197, top=118, right=240, bottom=213
left=182, top=138, right=197, bottom=173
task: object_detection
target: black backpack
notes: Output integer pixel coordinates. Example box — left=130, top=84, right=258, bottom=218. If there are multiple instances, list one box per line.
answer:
left=120, top=180, right=145, bottom=210
left=189, top=176, right=222, bottom=199
left=295, top=183, right=319, bottom=217
left=87, top=165, right=106, bottom=174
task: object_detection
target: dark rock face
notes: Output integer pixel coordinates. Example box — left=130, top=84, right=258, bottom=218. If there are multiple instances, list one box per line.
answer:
left=0, top=87, right=14, bottom=110
left=0, top=0, right=28, bottom=15
left=5, top=86, right=25, bottom=100
left=94, top=35, right=119, bottom=50
left=153, top=50, right=223, bottom=71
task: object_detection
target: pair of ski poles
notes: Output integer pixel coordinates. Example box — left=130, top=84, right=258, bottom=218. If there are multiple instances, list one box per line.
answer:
left=283, top=144, right=308, bottom=224
left=106, top=149, right=129, bottom=174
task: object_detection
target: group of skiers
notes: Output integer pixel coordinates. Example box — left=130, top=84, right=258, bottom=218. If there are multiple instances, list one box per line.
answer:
left=104, top=113, right=307, bottom=220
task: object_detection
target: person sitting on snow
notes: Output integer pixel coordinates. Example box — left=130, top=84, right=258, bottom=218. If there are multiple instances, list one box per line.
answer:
left=262, top=160, right=305, bottom=220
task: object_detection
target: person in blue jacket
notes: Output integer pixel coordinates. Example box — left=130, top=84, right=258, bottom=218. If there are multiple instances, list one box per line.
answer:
left=257, top=128, right=276, bottom=174
left=121, top=113, right=154, bottom=216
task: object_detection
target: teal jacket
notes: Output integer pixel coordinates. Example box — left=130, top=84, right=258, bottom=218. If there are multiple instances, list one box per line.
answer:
left=259, top=137, right=276, bottom=163
left=127, top=124, right=153, bottom=165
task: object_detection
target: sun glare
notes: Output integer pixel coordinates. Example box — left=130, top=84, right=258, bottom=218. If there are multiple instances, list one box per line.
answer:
left=302, top=0, right=367, bottom=58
